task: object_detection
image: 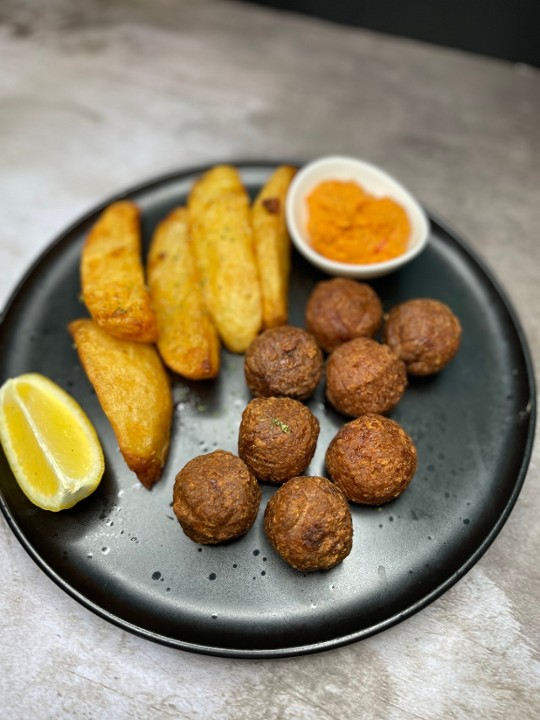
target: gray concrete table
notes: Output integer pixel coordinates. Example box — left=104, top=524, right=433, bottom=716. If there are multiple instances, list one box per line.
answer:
left=1, top=1, right=539, bottom=718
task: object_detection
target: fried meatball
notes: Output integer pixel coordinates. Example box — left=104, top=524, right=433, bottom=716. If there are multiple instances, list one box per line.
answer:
left=325, top=337, right=407, bottom=417
left=383, top=298, right=461, bottom=375
left=238, top=397, right=320, bottom=483
left=244, top=325, right=323, bottom=400
left=326, top=414, right=417, bottom=505
left=264, top=476, right=353, bottom=572
left=305, top=278, right=383, bottom=353
left=172, top=450, right=261, bottom=544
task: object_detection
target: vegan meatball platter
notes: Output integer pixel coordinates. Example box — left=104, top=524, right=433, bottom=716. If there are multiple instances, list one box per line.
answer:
left=0, top=161, right=535, bottom=658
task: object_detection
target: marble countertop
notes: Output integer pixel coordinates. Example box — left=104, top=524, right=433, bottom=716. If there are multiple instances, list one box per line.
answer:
left=1, top=1, right=539, bottom=718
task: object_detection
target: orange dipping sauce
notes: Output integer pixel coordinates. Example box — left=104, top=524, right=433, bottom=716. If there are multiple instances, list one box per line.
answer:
left=306, top=180, right=410, bottom=265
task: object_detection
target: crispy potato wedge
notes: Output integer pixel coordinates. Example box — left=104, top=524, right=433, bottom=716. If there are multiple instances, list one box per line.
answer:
left=188, top=166, right=262, bottom=353
left=81, top=201, right=158, bottom=343
left=252, top=165, right=296, bottom=328
left=147, top=207, right=220, bottom=380
left=68, top=319, right=172, bottom=488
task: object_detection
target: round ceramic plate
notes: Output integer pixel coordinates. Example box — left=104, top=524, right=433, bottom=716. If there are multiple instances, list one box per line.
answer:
left=0, top=162, right=535, bottom=658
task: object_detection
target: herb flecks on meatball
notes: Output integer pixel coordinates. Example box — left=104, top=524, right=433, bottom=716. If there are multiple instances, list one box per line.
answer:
left=238, top=396, right=320, bottom=483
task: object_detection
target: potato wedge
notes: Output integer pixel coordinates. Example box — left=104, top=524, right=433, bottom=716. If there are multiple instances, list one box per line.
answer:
left=252, top=166, right=296, bottom=328
left=81, top=201, right=158, bottom=343
left=147, top=207, right=220, bottom=380
left=68, top=319, right=172, bottom=488
left=188, top=166, right=262, bottom=353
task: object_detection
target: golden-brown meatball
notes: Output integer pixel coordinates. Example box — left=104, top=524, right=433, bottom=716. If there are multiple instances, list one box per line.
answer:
left=305, top=277, right=383, bottom=352
left=173, top=450, right=261, bottom=544
left=326, top=414, right=417, bottom=504
left=383, top=298, right=461, bottom=375
left=244, top=325, right=323, bottom=400
left=238, top=397, right=320, bottom=483
left=325, top=337, right=407, bottom=417
left=264, top=475, right=353, bottom=572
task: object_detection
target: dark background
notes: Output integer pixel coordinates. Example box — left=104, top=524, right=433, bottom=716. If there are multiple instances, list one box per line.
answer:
left=243, top=0, right=540, bottom=67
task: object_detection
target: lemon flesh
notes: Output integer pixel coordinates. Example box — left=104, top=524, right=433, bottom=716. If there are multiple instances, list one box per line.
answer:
left=0, top=373, right=105, bottom=511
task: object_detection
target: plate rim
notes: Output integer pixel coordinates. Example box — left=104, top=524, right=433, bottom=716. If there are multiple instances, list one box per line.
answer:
left=0, top=160, right=536, bottom=659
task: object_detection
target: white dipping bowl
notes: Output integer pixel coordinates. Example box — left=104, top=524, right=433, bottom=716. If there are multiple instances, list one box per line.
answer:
left=286, top=155, right=429, bottom=279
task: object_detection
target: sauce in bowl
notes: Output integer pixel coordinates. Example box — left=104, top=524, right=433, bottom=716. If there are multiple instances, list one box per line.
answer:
left=306, top=180, right=410, bottom=265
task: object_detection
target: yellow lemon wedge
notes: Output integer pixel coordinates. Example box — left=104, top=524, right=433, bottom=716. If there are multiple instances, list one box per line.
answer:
left=0, top=373, right=105, bottom=511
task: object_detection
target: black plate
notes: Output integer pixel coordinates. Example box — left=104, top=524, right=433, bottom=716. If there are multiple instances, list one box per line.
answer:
left=0, top=162, right=536, bottom=658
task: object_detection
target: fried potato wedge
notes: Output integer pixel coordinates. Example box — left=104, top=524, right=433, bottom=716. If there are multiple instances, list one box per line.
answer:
left=81, top=201, right=158, bottom=343
left=188, top=166, right=262, bottom=353
left=252, top=165, right=296, bottom=328
left=68, top=319, right=172, bottom=488
left=147, top=207, right=220, bottom=380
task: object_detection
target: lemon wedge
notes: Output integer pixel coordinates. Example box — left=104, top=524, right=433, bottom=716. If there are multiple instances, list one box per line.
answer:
left=0, top=373, right=105, bottom=511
